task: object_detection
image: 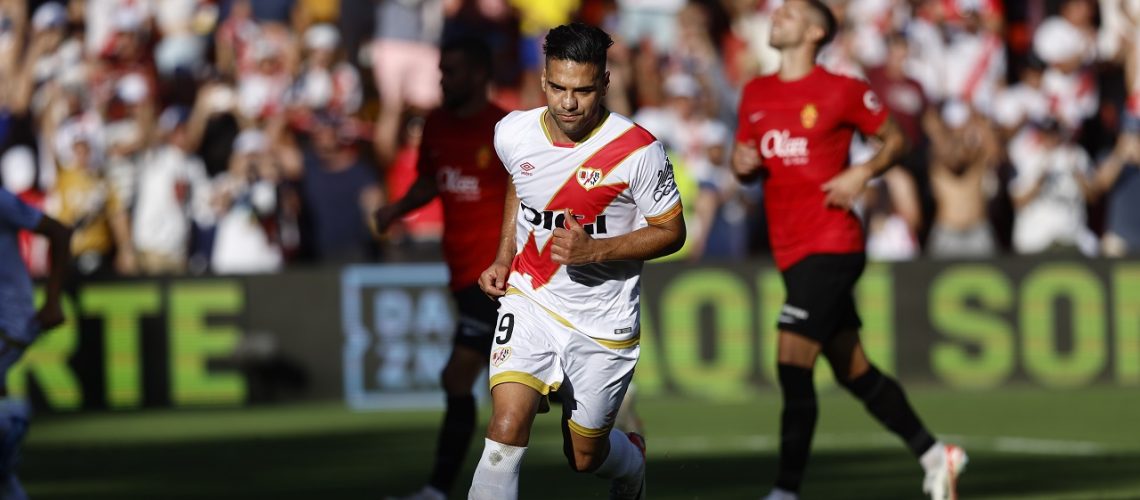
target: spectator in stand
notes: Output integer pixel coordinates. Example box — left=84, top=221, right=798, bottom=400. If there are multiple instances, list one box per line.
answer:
left=130, top=105, right=213, bottom=275
left=215, top=0, right=261, bottom=80
left=1033, top=0, right=1098, bottom=131
left=508, top=0, right=579, bottom=108
left=925, top=100, right=1002, bottom=258
left=45, top=122, right=132, bottom=276
left=153, top=0, right=211, bottom=80
left=235, top=28, right=296, bottom=126
left=616, top=0, right=686, bottom=54
left=210, top=129, right=284, bottom=274
left=867, top=34, right=929, bottom=152
left=371, top=0, right=444, bottom=168
left=287, top=23, right=362, bottom=122
left=285, top=113, right=382, bottom=263
left=1008, top=118, right=1098, bottom=255
left=937, top=5, right=1006, bottom=110
left=992, top=55, right=1050, bottom=139
left=1097, top=133, right=1140, bottom=256
left=722, top=0, right=781, bottom=82
left=0, top=0, right=25, bottom=80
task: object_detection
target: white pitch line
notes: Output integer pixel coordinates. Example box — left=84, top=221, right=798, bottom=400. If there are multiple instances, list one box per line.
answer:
left=648, top=433, right=1108, bottom=457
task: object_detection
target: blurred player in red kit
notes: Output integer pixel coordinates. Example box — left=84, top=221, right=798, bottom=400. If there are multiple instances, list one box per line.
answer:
left=732, top=2, right=967, bottom=499
left=374, top=37, right=508, bottom=500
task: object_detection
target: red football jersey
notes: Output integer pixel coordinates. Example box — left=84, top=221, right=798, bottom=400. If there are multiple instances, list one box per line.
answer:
left=419, top=104, right=510, bottom=290
left=736, top=66, right=888, bottom=270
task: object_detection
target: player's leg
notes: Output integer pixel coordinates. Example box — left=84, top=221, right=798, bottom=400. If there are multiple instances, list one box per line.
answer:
left=394, top=344, right=484, bottom=500
left=469, top=296, right=561, bottom=500
left=767, top=254, right=852, bottom=499
left=824, top=328, right=967, bottom=500
left=469, top=382, right=541, bottom=500
left=0, top=332, right=30, bottom=500
left=559, top=335, right=644, bottom=499
left=421, top=289, right=498, bottom=498
left=768, top=331, right=823, bottom=500
left=825, top=328, right=935, bottom=456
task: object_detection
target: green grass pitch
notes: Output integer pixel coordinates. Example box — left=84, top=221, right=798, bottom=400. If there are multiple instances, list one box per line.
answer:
left=22, top=386, right=1140, bottom=499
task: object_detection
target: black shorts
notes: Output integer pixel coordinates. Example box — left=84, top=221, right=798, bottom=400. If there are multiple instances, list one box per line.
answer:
left=453, top=284, right=499, bottom=355
left=777, top=253, right=865, bottom=344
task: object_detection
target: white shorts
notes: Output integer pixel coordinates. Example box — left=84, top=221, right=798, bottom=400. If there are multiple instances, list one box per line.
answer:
left=488, top=290, right=639, bottom=438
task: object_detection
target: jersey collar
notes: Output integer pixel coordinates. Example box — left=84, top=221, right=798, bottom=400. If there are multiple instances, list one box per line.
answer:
left=540, top=109, right=610, bottom=148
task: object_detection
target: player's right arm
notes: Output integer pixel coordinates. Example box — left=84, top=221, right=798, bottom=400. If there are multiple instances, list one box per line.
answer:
left=373, top=117, right=441, bottom=234
left=732, top=141, right=764, bottom=183
left=0, top=189, right=71, bottom=331
left=372, top=174, right=439, bottom=234
left=478, top=181, right=518, bottom=298
left=732, top=81, right=765, bottom=183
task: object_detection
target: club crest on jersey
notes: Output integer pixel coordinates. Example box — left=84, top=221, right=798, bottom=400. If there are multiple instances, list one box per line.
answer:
left=863, top=90, right=883, bottom=113
left=801, top=104, right=818, bottom=129
left=491, top=347, right=512, bottom=367
left=477, top=146, right=492, bottom=169
left=576, top=167, right=603, bottom=189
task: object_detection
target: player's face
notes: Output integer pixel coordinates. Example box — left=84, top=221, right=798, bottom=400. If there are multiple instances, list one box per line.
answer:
left=769, top=1, right=814, bottom=50
left=542, top=58, right=608, bottom=139
left=440, top=50, right=484, bottom=110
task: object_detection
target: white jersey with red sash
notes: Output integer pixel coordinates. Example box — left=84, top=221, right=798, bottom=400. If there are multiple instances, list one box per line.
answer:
left=494, top=107, right=681, bottom=344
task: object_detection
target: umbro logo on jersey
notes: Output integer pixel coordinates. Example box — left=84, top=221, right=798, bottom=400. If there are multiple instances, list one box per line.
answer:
left=576, top=167, right=603, bottom=189
left=749, top=111, right=766, bottom=123
left=520, top=162, right=536, bottom=176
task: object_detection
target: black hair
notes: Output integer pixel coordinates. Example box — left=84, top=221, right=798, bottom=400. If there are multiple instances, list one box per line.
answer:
left=802, top=0, right=838, bottom=49
left=543, top=22, right=613, bottom=72
left=441, top=36, right=494, bottom=77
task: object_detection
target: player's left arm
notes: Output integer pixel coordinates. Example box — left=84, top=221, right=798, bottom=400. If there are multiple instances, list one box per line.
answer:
left=822, top=85, right=908, bottom=209
left=551, top=144, right=685, bottom=264
left=33, top=214, right=72, bottom=331
left=551, top=208, right=685, bottom=264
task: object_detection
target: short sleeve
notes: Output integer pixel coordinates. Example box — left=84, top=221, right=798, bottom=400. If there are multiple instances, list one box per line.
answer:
left=493, top=112, right=519, bottom=174
left=0, top=189, right=43, bottom=231
left=629, top=142, right=682, bottom=225
left=843, top=79, right=889, bottom=136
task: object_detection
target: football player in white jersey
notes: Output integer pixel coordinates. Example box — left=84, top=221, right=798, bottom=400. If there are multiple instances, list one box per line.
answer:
left=468, top=23, right=685, bottom=500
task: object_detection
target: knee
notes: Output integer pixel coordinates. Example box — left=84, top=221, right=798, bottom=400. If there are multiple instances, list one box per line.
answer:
left=777, top=364, right=816, bottom=398
left=564, top=447, right=605, bottom=473
left=440, top=355, right=482, bottom=396
left=440, top=364, right=468, bottom=396
left=838, top=364, right=884, bottom=401
left=486, top=412, right=529, bottom=446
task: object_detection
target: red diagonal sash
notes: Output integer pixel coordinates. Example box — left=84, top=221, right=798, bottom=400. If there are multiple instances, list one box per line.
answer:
left=513, top=125, right=656, bottom=289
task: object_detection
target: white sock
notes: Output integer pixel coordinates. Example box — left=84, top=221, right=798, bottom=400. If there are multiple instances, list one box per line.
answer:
left=593, top=430, right=642, bottom=480
left=468, top=438, right=527, bottom=500
left=920, top=441, right=945, bottom=471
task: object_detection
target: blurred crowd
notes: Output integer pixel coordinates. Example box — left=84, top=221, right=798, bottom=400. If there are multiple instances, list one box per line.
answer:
left=2, top=0, right=1139, bottom=278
